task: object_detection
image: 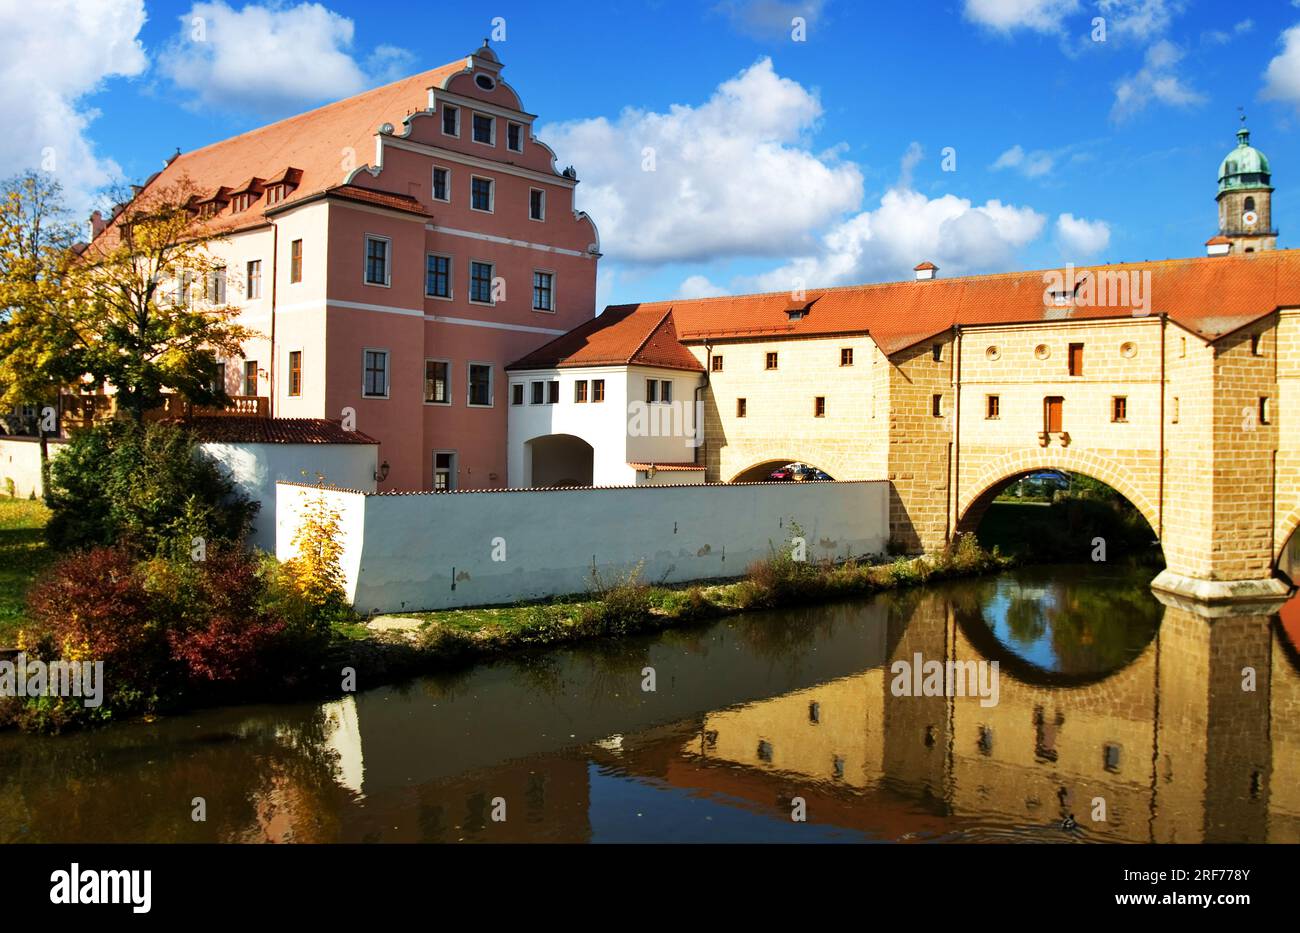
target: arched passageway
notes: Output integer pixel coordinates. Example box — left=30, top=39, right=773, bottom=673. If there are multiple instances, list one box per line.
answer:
left=729, top=459, right=836, bottom=483
left=957, top=468, right=1162, bottom=565
left=526, top=434, right=594, bottom=487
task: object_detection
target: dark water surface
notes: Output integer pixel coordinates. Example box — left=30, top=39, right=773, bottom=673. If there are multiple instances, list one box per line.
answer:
left=3, top=564, right=1298, bottom=843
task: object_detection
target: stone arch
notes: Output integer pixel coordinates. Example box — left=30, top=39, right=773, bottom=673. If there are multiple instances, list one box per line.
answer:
left=728, top=455, right=844, bottom=483
left=1274, top=506, right=1300, bottom=572
left=955, top=448, right=1161, bottom=539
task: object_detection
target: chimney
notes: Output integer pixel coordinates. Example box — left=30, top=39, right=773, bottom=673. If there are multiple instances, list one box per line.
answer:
left=1205, top=235, right=1231, bottom=257
left=89, top=210, right=106, bottom=239
left=914, top=261, right=938, bottom=281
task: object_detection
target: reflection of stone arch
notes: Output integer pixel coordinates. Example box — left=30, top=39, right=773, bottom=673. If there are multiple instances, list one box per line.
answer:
left=956, top=449, right=1160, bottom=538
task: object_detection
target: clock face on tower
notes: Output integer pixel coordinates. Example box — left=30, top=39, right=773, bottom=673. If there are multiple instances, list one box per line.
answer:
left=1243, top=210, right=1259, bottom=228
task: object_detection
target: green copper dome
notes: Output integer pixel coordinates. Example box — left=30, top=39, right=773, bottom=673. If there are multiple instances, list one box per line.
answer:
left=1219, top=127, right=1272, bottom=193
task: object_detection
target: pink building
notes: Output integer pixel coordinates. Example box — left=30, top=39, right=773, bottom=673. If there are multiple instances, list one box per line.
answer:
left=93, top=41, right=600, bottom=491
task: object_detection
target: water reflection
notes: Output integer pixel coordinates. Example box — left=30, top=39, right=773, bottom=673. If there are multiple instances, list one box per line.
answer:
left=2, top=564, right=1298, bottom=843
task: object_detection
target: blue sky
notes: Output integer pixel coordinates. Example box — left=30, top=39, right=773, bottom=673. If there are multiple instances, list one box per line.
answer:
left=7, top=0, right=1300, bottom=308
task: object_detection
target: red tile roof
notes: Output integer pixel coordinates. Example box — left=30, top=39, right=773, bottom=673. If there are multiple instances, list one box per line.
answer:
left=186, top=417, right=378, bottom=445
left=91, top=57, right=470, bottom=245
left=507, top=306, right=705, bottom=372
left=591, top=250, right=1300, bottom=356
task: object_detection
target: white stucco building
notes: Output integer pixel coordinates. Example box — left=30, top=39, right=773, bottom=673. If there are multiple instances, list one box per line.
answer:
left=506, top=307, right=706, bottom=487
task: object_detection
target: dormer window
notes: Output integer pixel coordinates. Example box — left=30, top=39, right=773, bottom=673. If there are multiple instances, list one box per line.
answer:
left=231, top=192, right=254, bottom=213
left=265, top=184, right=287, bottom=205
left=787, top=309, right=805, bottom=320
left=197, top=202, right=220, bottom=219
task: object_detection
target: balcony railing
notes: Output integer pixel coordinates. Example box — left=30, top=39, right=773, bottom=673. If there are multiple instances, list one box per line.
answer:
left=58, top=392, right=270, bottom=431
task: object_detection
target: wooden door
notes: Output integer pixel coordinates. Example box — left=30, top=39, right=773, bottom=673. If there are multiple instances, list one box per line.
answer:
left=1045, top=397, right=1064, bottom=433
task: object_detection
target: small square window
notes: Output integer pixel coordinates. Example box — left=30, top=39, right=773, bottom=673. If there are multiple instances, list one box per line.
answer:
left=592, top=379, right=605, bottom=402
left=362, top=349, right=388, bottom=398
left=765, top=352, right=778, bottom=370
left=814, top=396, right=826, bottom=418
left=832, top=756, right=845, bottom=780
left=1112, top=396, right=1128, bottom=423
left=574, top=380, right=588, bottom=403
left=441, top=104, right=459, bottom=136
left=711, top=355, right=723, bottom=372
left=646, top=379, right=658, bottom=403
left=424, top=360, right=450, bottom=404
left=1103, top=743, right=1122, bottom=773
left=507, top=122, right=523, bottom=152
left=841, top=348, right=853, bottom=366
left=986, top=394, right=1000, bottom=419
left=472, top=112, right=495, bottom=145
left=511, top=383, right=523, bottom=406
left=978, top=726, right=993, bottom=756
left=932, top=394, right=943, bottom=417
left=530, top=381, right=543, bottom=405
left=547, top=380, right=559, bottom=404
left=660, top=380, right=672, bottom=404
left=932, top=343, right=943, bottom=362
left=471, top=177, right=494, bottom=212
left=1260, top=396, right=1272, bottom=425
left=757, top=740, right=773, bottom=763
left=432, top=167, right=449, bottom=202
left=736, top=398, right=747, bottom=418
left=287, top=351, right=302, bottom=397
left=809, top=702, right=820, bottom=724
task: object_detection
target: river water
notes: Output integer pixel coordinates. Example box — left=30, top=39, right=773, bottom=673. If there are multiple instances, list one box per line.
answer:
left=3, top=564, right=1298, bottom=843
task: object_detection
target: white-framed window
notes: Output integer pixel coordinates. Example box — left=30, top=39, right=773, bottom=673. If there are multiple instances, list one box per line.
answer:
left=441, top=104, right=459, bottom=137
left=530, top=380, right=544, bottom=405
left=432, top=166, right=450, bottom=202
left=362, top=348, right=389, bottom=398
left=433, top=450, right=456, bottom=490
left=246, top=259, right=262, bottom=299
left=205, top=266, right=226, bottom=304
left=507, top=122, right=524, bottom=152
left=468, top=362, right=493, bottom=407
left=469, top=260, right=494, bottom=305
left=472, top=112, right=495, bottom=146
left=424, top=359, right=450, bottom=404
left=470, top=175, right=494, bottom=213
left=532, top=270, right=554, bottom=312
left=511, top=383, right=524, bottom=406
left=546, top=380, right=559, bottom=404
left=426, top=253, right=452, bottom=299
left=529, top=187, right=545, bottom=222
left=364, top=235, right=391, bottom=287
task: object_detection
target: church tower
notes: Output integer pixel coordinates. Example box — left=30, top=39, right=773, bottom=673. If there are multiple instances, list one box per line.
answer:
left=1213, top=122, right=1277, bottom=254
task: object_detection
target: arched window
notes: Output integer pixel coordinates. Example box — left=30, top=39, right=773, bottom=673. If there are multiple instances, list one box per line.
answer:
left=1244, top=196, right=1256, bottom=212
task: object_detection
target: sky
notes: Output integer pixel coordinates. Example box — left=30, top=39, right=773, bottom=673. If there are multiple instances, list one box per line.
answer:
left=4, top=0, right=1300, bottom=309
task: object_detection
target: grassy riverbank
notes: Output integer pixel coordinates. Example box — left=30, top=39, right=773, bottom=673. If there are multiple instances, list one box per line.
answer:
left=0, top=498, right=53, bottom=645
left=357, top=534, right=1013, bottom=671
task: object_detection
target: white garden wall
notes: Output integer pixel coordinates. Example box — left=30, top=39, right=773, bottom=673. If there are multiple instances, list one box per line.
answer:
left=276, top=479, right=891, bottom=613
left=0, top=436, right=64, bottom=499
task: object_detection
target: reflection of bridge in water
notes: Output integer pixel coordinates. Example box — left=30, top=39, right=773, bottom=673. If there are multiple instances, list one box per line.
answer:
left=332, top=580, right=1300, bottom=843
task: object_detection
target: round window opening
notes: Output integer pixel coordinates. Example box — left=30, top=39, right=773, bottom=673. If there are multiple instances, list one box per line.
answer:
left=1120, top=341, right=1138, bottom=359
left=986, top=346, right=1000, bottom=361
left=1034, top=344, right=1050, bottom=360
left=475, top=73, right=496, bottom=91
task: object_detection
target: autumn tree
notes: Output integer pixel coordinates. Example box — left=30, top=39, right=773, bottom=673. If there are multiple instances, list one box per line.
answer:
left=0, top=172, right=84, bottom=482
left=66, top=177, right=256, bottom=421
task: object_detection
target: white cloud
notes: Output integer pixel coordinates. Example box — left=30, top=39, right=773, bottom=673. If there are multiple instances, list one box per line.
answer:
left=1111, top=40, right=1205, bottom=122
left=963, top=0, right=1080, bottom=34
left=1263, top=24, right=1300, bottom=111
left=1203, top=19, right=1253, bottom=46
left=541, top=58, right=863, bottom=264
left=160, top=2, right=410, bottom=115
left=677, top=274, right=729, bottom=299
left=1097, top=0, right=1181, bottom=43
left=1055, top=213, right=1111, bottom=256
left=0, top=0, right=147, bottom=214
left=746, top=152, right=1047, bottom=291
left=991, top=144, right=1055, bottom=178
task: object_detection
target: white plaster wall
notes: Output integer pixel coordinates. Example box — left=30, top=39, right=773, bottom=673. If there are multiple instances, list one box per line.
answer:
left=507, top=365, right=632, bottom=485
left=277, top=479, right=890, bottom=613
left=624, top=365, right=706, bottom=465
left=0, top=437, right=64, bottom=498
left=204, top=441, right=377, bottom=551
